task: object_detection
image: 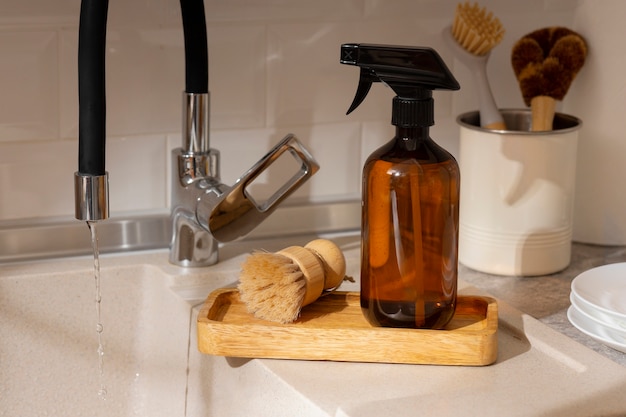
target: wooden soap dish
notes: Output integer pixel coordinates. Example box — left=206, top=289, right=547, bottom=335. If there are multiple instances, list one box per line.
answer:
left=197, top=289, right=498, bottom=366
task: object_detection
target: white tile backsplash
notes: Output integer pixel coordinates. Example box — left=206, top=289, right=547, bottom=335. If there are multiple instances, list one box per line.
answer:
left=266, top=18, right=456, bottom=128
left=0, top=0, right=586, bottom=224
left=267, top=21, right=363, bottom=127
left=203, top=0, right=364, bottom=23
left=295, top=122, right=362, bottom=201
left=0, top=1, right=78, bottom=26
left=107, top=135, right=168, bottom=214
left=59, top=27, right=185, bottom=139
left=208, top=24, right=267, bottom=129
left=0, top=31, right=58, bottom=142
left=0, top=140, right=74, bottom=219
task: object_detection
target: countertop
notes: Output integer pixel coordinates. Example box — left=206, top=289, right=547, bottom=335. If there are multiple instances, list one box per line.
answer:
left=460, top=241, right=626, bottom=366
left=3, top=229, right=625, bottom=416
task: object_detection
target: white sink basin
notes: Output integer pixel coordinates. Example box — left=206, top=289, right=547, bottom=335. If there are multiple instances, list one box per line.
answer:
left=0, top=261, right=194, bottom=416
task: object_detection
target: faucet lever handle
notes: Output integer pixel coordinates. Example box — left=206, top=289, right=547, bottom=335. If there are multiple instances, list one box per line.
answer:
left=205, top=134, right=319, bottom=242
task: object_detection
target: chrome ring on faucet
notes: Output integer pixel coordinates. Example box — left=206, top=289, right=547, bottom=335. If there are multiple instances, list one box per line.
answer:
left=74, top=172, right=109, bottom=222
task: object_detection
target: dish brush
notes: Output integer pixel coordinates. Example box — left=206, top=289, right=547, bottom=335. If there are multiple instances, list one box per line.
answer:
left=511, top=27, right=587, bottom=131
left=238, top=239, right=347, bottom=324
left=443, top=2, right=506, bottom=130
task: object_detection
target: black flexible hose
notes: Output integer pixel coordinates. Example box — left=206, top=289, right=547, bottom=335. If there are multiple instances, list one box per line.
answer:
left=180, top=0, right=209, bottom=93
left=78, top=0, right=108, bottom=176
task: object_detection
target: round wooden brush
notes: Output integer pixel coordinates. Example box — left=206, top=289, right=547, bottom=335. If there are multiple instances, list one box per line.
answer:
left=444, top=2, right=506, bottom=130
left=511, top=27, right=587, bottom=131
left=238, top=239, right=347, bottom=324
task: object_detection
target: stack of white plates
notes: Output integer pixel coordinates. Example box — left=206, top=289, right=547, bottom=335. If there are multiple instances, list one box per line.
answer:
left=568, top=263, right=626, bottom=353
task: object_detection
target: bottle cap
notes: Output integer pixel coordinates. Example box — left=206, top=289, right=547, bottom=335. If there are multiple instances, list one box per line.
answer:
left=340, top=43, right=460, bottom=127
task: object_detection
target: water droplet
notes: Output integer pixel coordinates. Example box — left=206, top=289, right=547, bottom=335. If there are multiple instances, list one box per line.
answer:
left=98, top=387, right=108, bottom=400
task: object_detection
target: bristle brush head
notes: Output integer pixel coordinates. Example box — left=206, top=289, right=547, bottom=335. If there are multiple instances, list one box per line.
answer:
left=512, top=27, right=588, bottom=105
left=237, top=239, right=345, bottom=324
left=452, top=2, right=505, bottom=56
left=238, top=251, right=306, bottom=324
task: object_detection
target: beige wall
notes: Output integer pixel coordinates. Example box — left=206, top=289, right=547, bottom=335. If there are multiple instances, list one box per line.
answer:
left=0, top=0, right=578, bottom=222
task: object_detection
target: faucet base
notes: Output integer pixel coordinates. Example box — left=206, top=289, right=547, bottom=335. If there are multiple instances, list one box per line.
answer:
left=169, top=147, right=221, bottom=267
left=169, top=207, right=218, bottom=267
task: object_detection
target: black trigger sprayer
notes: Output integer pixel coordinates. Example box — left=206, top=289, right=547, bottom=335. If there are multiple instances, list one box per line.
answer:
left=340, top=43, right=461, bottom=329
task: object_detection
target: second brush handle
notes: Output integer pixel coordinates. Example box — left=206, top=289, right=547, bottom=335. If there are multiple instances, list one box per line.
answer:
left=471, top=59, right=507, bottom=130
left=530, top=95, right=556, bottom=131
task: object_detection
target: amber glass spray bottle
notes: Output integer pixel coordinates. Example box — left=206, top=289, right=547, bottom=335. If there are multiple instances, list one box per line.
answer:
left=340, top=44, right=461, bottom=329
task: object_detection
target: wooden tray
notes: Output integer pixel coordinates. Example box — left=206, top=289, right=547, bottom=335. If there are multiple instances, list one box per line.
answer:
left=197, top=289, right=498, bottom=366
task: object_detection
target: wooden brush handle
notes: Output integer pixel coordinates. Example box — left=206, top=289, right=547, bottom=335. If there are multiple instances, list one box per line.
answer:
left=277, top=239, right=347, bottom=306
left=304, top=239, right=347, bottom=290
left=484, top=121, right=507, bottom=130
left=278, top=246, right=325, bottom=307
left=531, top=96, right=556, bottom=131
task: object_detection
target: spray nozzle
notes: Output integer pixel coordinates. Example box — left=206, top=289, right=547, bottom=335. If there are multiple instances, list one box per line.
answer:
left=340, top=43, right=460, bottom=118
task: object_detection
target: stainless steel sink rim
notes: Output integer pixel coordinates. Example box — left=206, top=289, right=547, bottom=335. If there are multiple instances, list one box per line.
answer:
left=0, top=201, right=360, bottom=263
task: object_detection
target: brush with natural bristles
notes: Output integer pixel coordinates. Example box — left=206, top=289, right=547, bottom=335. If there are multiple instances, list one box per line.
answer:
left=443, top=2, right=506, bottom=130
left=238, top=239, right=347, bottom=324
left=511, top=27, right=587, bottom=131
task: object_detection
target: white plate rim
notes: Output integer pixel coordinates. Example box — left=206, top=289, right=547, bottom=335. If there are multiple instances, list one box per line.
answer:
left=570, top=292, right=626, bottom=332
left=567, top=306, right=626, bottom=354
left=570, top=263, right=626, bottom=320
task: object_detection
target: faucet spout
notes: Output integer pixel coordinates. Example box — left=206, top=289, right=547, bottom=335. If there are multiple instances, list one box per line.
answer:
left=74, top=0, right=109, bottom=222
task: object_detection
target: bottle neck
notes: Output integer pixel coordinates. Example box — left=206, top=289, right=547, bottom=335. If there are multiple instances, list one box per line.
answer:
left=395, top=125, right=429, bottom=138
left=394, top=125, right=430, bottom=150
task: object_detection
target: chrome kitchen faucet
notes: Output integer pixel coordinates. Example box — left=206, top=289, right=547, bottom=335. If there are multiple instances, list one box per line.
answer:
left=74, top=0, right=319, bottom=267
left=170, top=92, right=318, bottom=266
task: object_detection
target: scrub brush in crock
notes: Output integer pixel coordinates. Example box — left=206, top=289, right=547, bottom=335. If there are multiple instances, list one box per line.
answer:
left=238, top=239, right=347, bottom=324
left=511, top=27, right=587, bottom=131
left=443, top=2, right=506, bottom=129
